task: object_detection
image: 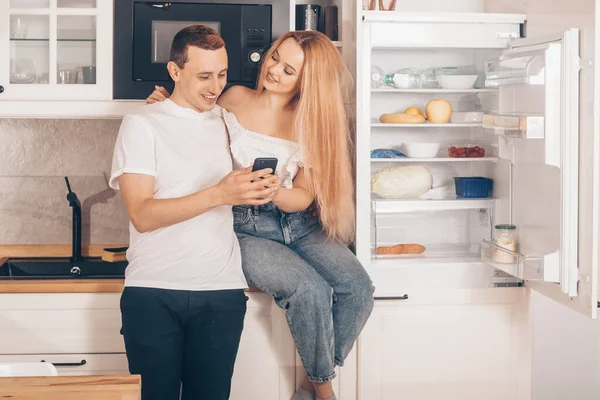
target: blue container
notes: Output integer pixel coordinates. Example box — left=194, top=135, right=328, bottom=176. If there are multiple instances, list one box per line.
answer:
left=454, top=177, right=493, bottom=198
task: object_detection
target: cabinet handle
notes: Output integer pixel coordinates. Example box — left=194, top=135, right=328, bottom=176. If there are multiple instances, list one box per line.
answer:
left=41, top=359, right=87, bottom=367
left=375, top=294, right=409, bottom=301
left=0, top=86, right=4, bottom=93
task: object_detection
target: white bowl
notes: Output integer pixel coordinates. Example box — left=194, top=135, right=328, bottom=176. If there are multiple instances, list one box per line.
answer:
left=436, top=75, right=478, bottom=89
left=402, top=143, right=441, bottom=158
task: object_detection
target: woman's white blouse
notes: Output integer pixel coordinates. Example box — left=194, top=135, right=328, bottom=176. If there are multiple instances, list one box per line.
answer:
left=222, top=108, right=304, bottom=189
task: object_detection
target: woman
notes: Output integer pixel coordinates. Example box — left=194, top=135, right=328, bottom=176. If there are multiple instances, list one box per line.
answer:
left=148, top=30, right=374, bottom=400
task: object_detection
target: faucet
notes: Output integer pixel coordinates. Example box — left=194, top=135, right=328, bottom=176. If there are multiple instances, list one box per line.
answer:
left=64, top=177, right=83, bottom=262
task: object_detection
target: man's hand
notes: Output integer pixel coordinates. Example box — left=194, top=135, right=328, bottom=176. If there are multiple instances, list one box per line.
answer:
left=216, top=167, right=279, bottom=206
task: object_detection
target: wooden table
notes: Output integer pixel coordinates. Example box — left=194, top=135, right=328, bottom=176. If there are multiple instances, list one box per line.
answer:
left=0, top=374, right=140, bottom=399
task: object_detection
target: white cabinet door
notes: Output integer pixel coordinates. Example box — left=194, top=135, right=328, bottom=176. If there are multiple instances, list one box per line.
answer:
left=230, top=293, right=297, bottom=400
left=0, top=0, right=113, bottom=100
left=0, top=353, right=129, bottom=376
left=358, top=293, right=531, bottom=400
left=0, top=293, right=124, bottom=354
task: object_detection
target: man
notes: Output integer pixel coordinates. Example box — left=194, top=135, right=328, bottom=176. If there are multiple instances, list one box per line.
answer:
left=109, top=25, right=278, bottom=400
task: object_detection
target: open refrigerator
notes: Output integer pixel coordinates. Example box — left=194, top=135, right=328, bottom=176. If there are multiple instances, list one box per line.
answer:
left=356, top=12, right=598, bottom=318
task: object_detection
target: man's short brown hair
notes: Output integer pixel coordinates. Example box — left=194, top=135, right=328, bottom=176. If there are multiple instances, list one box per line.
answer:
left=170, top=24, right=225, bottom=69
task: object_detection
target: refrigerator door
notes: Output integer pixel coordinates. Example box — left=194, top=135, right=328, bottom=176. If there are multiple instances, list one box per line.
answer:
left=483, top=29, right=596, bottom=317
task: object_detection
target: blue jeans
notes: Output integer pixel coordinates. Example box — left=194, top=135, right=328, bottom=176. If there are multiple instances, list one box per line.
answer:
left=233, top=203, right=375, bottom=383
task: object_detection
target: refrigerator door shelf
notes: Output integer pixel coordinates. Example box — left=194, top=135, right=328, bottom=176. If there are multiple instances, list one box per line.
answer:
left=481, top=239, right=558, bottom=282
left=482, top=113, right=545, bottom=139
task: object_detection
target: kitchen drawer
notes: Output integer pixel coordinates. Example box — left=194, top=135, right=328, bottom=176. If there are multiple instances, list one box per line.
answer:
left=0, top=353, right=129, bottom=376
left=0, top=309, right=124, bottom=354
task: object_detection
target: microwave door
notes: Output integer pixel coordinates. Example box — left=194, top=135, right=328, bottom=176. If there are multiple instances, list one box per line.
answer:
left=133, top=2, right=243, bottom=82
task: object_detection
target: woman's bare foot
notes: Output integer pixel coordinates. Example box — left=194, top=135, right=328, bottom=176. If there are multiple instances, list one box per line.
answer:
left=312, top=381, right=334, bottom=400
left=301, top=375, right=315, bottom=393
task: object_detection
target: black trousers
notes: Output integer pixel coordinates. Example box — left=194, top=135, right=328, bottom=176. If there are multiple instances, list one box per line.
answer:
left=120, top=287, right=247, bottom=400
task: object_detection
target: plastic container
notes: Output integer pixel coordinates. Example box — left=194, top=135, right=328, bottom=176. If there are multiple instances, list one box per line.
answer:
left=417, top=68, right=438, bottom=88
left=493, top=224, right=518, bottom=264
left=453, top=177, right=493, bottom=198
left=448, top=145, right=485, bottom=158
left=402, top=142, right=440, bottom=158
left=450, top=111, right=483, bottom=123
left=437, top=75, right=478, bottom=89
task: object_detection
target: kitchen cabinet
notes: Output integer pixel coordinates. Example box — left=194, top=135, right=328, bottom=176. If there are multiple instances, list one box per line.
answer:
left=0, top=0, right=352, bottom=118
left=0, top=0, right=113, bottom=101
left=0, top=292, right=297, bottom=400
left=231, top=293, right=297, bottom=400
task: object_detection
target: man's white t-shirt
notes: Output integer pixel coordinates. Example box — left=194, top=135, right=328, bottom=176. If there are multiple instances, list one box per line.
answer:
left=109, top=99, right=247, bottom=291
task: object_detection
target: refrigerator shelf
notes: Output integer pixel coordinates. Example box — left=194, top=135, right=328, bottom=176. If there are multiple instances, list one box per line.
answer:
left=480, top=239, right=543, bottom=280
left=372, top=197, right=494, bottom=213
left=371, top=88, right=497, bottom=94
left=372, top=121, right=482, bottom=128
left=371, top=157, right=500, bottom=163
left=482, top=113, right=545, bottom=139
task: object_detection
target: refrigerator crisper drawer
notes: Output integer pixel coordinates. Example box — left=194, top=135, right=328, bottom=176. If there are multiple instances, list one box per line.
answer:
left=371, top=208, right=492, bottom=261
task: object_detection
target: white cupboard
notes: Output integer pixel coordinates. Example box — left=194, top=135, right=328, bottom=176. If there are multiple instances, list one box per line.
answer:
left=0, top=0, right=113, bottom=101
left=0, top=292, right=297, bottom=400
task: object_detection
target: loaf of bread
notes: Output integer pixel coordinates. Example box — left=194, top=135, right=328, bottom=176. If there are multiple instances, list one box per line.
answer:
left=379, top=113, right=426, bottom=124
left=376, top=244, right=426, bottom=255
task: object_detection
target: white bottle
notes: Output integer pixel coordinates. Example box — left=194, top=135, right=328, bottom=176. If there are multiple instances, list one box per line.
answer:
left=384, top=69, right=419, bottom=89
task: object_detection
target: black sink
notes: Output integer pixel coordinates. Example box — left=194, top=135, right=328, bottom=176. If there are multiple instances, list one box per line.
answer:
left=0, top=258, right=127, bottom=280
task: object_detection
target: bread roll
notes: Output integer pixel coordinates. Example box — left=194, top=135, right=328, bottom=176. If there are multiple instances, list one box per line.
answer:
left=376, top=244, right=426, bottom=255
left=425, top=99, right=452, bottom=123
left=404, top=107, right=424, bottom=116
left=379, top=113, right=426, bottom=124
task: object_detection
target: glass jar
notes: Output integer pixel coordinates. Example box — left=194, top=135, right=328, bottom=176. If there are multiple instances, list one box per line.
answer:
left=493, top=224, right=518, bottom=264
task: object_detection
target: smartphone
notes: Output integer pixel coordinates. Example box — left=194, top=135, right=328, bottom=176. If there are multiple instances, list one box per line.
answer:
left=252, top=157, right=278, bottom=174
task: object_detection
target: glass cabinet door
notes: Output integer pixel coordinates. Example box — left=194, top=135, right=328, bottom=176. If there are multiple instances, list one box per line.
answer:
left=57, top=15, right=97, bottom=85
left=10, top=14, right=49, bottom=85
left=0, top=0, right=111, bottom=100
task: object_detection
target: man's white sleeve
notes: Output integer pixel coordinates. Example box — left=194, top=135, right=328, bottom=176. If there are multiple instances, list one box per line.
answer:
left=109, top=114, right=157, bottom=191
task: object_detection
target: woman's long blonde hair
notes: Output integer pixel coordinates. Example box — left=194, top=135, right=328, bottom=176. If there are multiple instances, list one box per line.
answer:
left=256, top=31, right=355, bottom=244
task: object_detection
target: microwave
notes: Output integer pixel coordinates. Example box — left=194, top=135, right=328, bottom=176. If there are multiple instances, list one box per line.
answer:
left=114, top=1, right=272, bottom=99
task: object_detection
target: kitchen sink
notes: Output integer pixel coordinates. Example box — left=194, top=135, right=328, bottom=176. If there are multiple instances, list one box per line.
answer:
left=0, top=258, right=127, bottom=280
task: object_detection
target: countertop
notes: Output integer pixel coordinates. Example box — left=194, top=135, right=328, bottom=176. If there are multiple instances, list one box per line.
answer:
left=0, top=245, right=261, bottom=294
left=0, top=244, right=126, bottom=294
left=0, top=374, right=140, bottom=399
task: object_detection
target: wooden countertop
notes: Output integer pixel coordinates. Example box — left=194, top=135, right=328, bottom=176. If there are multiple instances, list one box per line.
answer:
left=0, top=244, right=126, bottom=294
left=0, top=279, right=125, bottom=293
left=0, top=244, right=124, bottom=258
left=0, top=374, right=140, bottom=399
left=0, top=244, right=261, bottom=294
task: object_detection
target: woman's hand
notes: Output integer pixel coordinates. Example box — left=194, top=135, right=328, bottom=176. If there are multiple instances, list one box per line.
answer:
left=270, top=173, right=282, bottom=202
left=146, top=85, right=170, bottom=104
